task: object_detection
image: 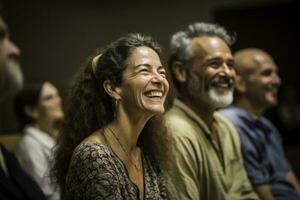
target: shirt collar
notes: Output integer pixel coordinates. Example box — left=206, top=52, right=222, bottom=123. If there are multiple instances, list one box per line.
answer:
left=24, top=125, right=56, bottom=149
left=173, top=98, right=217, bottom=136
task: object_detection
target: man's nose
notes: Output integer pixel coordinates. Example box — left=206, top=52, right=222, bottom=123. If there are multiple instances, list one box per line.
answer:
left=272, top=72, right=281, bottom=86
left=220, top=63, right=235, bottom=76
left=6, top=39, right=21, bottom=58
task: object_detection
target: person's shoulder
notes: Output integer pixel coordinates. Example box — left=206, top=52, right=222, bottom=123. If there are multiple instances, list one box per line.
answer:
left=218, top=106, right=243, bottom=121
left=215, top=111, right=237, bottom=128
left=15, top=132, right=40, bottom=155
left=73, top=141, right=110, bottom=159
left=165, top=113, right=198, bottom=141
left=219, top=107, right=250, bottom=130
left=69, top=141, right=116, bottom=173
left=215, top=112, right=241, bottom=143
left=165, top=104, right=194, bottom=128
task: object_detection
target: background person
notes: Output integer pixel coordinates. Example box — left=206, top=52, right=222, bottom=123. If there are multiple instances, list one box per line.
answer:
left=220, top=48, right=300, bottom=200
left=0, top=10, right=46, bottom=200
left=164, top=22, right=258, bottom=200
left=14, top=81, right=63, bottom=200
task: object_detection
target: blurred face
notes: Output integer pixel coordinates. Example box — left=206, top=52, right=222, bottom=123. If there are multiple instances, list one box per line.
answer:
left=187, top=36, right=235, bottom=109
left=0, top=17, right=22, bottom=98
left=35, top=82, right=64, bottom=123
left=119, top=46, right=169, bottom=117
left=0, top=17, right=20, bottom=69
left=243, top=52, right=281, bottom=110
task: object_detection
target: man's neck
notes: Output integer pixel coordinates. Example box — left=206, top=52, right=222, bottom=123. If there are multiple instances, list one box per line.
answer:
left=178, top=95, right=215, bottom=128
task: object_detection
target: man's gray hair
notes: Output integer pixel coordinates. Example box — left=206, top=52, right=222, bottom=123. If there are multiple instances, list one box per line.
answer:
left=168, top=22, right=236, bottom=68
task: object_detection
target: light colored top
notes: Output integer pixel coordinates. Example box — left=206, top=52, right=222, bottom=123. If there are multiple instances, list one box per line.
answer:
left=164, top=99, right=259, bottom=200
left=15, top=126, right=60, bottom=200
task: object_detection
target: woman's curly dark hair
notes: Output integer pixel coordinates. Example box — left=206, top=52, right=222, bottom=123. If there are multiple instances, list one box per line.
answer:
left=52, top=33, right=172, bottom=196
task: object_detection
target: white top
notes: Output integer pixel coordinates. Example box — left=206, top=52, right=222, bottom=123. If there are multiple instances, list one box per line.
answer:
left=15, top=125, right=60, bottom=200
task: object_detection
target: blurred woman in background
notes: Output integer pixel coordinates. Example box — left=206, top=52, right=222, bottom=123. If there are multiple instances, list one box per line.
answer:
left=14, top=81, right=63, bottom=200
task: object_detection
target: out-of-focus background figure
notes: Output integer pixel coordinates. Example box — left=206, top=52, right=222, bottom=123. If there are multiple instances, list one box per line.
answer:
left=0, top=5, right=46, bottom=200
left=220, top=48, right=300, bottom=200
left=14, top=81, right=63, bottom=200
left=0, top=5, right=22, bottom=134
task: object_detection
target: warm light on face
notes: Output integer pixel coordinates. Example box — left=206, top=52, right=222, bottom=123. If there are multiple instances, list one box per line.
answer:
left=118, top=46, right=169, bottom=117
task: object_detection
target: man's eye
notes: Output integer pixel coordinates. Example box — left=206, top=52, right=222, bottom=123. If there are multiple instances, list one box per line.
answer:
left=0, top=31, right=6, bottom=42
left=262, top=70, right=272, bottom=76
left=160, top=71, right=166, bottom=78
left=139, top=68, right=149, bottom=72
left=207, top=62, right=220, bottom=68
left=227, top=63, right=235, bottom=69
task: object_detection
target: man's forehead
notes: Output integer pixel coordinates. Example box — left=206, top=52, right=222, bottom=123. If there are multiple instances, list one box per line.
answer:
left=190, top=36, right=230, bottom=58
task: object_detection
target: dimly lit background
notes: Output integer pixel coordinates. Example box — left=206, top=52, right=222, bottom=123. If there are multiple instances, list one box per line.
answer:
left=3, top=0, right=300, bottom=174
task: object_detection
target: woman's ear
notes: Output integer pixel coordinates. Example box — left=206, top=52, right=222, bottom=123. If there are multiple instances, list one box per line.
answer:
left=24, top=105, right=38, bottom=120
left=235, top=75, right=246, bottom=93
left=103, top=80, right=122, bottom=100
left=172, top=61, right=187, bottom=83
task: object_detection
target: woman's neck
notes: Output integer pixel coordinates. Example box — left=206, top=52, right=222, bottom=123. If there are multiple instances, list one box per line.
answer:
left=109, top=104, right=152, bottom=154
left=35, top=120, right=56, bottom=138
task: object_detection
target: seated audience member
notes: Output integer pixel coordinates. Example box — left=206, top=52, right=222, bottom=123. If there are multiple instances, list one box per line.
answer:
left=14, top=82, right=63, bottom=200
left=220, top=48, right=300, bottom=200
left=0, top=12, right=46, bottom=200
left=164, top=22, right=259, bottom=200
left=52, top=33, right=170, bottom=199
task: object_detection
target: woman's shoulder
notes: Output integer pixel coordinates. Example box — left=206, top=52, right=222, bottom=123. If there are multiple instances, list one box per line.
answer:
left=66, top=142, right=123, bottom=199
left=68, top=141, right=119, bottom=179
left=72, top=141, right=112, bottom=162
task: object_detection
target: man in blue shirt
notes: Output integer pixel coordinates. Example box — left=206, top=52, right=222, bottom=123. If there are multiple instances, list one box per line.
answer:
left=220, top=48, right=300, bottom=200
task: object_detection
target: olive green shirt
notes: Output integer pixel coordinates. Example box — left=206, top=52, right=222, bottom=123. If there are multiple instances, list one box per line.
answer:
left=165, top=99, right=259, bottom=200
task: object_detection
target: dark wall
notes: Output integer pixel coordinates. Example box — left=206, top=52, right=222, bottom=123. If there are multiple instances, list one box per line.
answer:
left=3, top=0, right=297, bottom=133
left=215, top=1, right=300, bottom=176
left=2, top=0, right=215, bottom=92
left=3, top=0, right=287, bottom=92
left=215, top=1, right=300, bottom=89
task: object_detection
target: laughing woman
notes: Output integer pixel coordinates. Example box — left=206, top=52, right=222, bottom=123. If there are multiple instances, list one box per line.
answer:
left=52, top=33, right=171, bottom=200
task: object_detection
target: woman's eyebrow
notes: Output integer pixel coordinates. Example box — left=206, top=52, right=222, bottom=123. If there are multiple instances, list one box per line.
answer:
left=133, top=63, right=152, bottom=69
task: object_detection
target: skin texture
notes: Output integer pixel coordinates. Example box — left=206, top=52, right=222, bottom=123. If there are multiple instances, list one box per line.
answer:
left=120, top=46, right=168, bottom=118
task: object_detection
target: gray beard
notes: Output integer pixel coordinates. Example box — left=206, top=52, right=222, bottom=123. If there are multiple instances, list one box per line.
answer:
left=187, top=72, right=234, bottom=109
left=0, top=59, right=23, bottom=102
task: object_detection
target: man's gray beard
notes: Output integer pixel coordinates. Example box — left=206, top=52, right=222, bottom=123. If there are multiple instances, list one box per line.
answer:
left=187, top=72, right=233, bottom=109
left=0, top=59, right=23, bottom=102
left=205, top=87, right=233, bottom=109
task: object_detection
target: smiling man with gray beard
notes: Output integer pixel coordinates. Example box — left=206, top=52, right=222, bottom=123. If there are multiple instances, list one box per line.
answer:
left=164, top=22, right=259, bottom=200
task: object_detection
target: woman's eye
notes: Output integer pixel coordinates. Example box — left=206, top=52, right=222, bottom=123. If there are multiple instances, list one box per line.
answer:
left=139, top=68, right=149, bottom=73
left=159, top=70, right=166, bottom=77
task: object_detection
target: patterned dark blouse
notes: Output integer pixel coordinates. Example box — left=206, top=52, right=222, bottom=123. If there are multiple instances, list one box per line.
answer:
left=65, top=141, right=168, bottom=200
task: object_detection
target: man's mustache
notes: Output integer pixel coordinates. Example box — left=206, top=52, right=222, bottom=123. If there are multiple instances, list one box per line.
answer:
left=210, top=75, right=234, bottom=87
